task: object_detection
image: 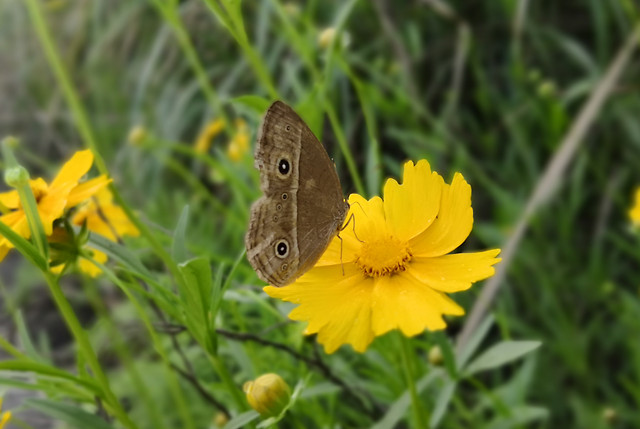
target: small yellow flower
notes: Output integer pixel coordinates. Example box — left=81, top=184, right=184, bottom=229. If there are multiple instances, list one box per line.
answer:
left=227, top=119, right=249, bottom=161
left=0, top=150, right=110, bottom=262
left=265, top=160, right=501, bottom=353
left=195, top=119, right=225, bottom=154
left=48, top=226, right=108, bottom=278
left=629, top=187, right=640, bottom=227
left=0, top=397, right=11, bottom=429
left=243, top=373, right=291, bottom=417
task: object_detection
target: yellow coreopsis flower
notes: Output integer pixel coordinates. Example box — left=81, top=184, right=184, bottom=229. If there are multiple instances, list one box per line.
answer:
left=0, top=150, right=109, bottom=262
left=0, top=397, right=11, bottom=429
left=629, top=187, right=640, bottom=227
left=195, top=119, right=224, bottom=154
left=265, top=160, right=501, bottom=353
left=227, top=119, right=249, bottom=161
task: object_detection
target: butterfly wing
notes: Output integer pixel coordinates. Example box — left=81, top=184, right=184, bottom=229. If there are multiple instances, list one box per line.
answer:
left=245, top=101, right=348, bottom=287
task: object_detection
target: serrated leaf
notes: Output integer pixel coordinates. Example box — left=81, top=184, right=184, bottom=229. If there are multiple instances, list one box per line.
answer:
left=463, top=341, right=542, bottom=376
left=26, top=398, right=113, bottom=429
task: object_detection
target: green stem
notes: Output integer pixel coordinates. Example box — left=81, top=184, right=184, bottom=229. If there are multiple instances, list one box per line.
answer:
left=399, top=335, right=429, bottom=428
left=42, top=271, right=137, bottom=429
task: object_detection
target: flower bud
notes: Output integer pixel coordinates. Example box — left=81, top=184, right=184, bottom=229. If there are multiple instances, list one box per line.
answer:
left=212, top=411, right=229, bottom=427
left=428, top=345, right=444, bottom=366
left=4, top=166, right=30, bottom=188
left=318, top=27, right=337, bottom=49
left=127, top=126, right=148, bottom=146
left=243, top=373, right=291, bottom=417
left=602, top=407, right=617, bottom=424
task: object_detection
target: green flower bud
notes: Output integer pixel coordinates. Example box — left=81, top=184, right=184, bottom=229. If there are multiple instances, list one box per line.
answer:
left=4, top=165, right=30, bottom=188
left=428, top=345, right=444, bottom=366
left=243, top=373, right=291, bottom=417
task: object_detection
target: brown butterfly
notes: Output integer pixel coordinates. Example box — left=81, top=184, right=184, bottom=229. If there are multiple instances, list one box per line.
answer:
left=245, top=101, right=349, bottom=287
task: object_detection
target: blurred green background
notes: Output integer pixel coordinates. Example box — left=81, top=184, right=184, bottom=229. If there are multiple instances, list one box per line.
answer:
left=1, top=0, right=640, bottom=428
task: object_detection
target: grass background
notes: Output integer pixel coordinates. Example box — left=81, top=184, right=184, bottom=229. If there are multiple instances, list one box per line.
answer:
left=1, top=0, right=640, bottom=427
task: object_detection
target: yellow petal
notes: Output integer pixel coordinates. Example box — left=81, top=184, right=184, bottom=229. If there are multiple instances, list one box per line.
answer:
left=347, top=193, right=389, bottom=242
left=0, top=245, right=10, bottom=262
left=265, top=266, right=375, bottom=353
left=384, top=160, right=443, bottom=241
left=0, top=211, right=29, bottom=245
left=50, top=150, right=94, bottom=189
left=370, top=272, right=464, bottom=337
left=410, top=172, right=473, bottom=257
left=0, top=189, right=20, bottom=210
left=409, top=249, right=501, bottom=292
left=79, top=248, right=107, bottom=277
left=99, top=204, right=139, bottom=237
left=37, top=182, right=75, bottom=235
left=66, top=175, right=111, bottom=207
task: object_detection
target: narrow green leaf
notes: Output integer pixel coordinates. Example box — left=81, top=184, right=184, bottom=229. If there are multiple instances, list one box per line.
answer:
left=26, top=398, right=113, bottom=429
left=0, top=360, right=101, bottom=394
left=456, top=314, right=495, bottom=368
left=430, top=380, right=456, bottom=428
left=463, top=341, right=542, bottom=376
left=171, top=205, right=190, bottom=263
left=232, top=95, right=271, bottom=113
left=223, top=410, right=260, bottom=429
left=178, top=257, right=214, bottom=349
left=87, top=232, right=153, bottom=280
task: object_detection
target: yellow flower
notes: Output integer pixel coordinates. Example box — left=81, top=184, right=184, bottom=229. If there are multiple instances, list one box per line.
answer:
left=629, top=187, right=640, bottom=227
left=265, top=160, right=501, bottom=353
left=0, top=150, right=109, bottom=261
left=227, top=119, right=249, bottom=161
left=72, top=187, right=139, bottom=241
left=243, top=373, right=291, bottom=417
left=0, top=397, right=11, bottom=429
left=48, top=225, right=108, bottom=278
left=195, top=119, right=224, bottom=154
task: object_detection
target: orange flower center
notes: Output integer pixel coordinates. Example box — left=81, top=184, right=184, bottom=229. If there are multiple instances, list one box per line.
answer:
left=355, top=235, right=412, bottom=278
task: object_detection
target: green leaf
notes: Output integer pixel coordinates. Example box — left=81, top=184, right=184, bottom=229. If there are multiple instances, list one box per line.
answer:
left=430, top=380, right=456, bottom=428
left=0, top=360, right=101, bottom=394
left=0, top=219, right=47, bottom=271
left=87, top=232, right=152, bottom=280
left=178, top=257, right=214, bottom=351
left=26, top=398, right=113, bottom=429
left=171, top=204, right=189, bottom=263
left=223, top=410, right=260, bottom=429
left=457, top=314, right=495, bottom=369
left=463, top=341, right=542, bottom=376
left=232, top=95, right=271, bottom=113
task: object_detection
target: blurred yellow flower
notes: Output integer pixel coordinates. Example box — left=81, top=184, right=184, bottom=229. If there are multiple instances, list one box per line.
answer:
left=629, top=187, right=640, bottom=227
left=195, top=118, right=249, bottom=161
left=265, top=160, right=501, bottom=353
left=227, top=119, right=249, bottom=161
left=0, top=397, right=11, bottom=429
left=243, top=373, right=291, bottom=417
left=195, top=118, right=224, bottom=154
left=72, top=187, right=139, bottom=241
left=0, top=150, right=109, bottom=261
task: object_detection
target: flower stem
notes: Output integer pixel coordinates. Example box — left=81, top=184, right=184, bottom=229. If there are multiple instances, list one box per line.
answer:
left=399, top=335, right=429, bottom=428
left=42, top=271, right=137, bottom=429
